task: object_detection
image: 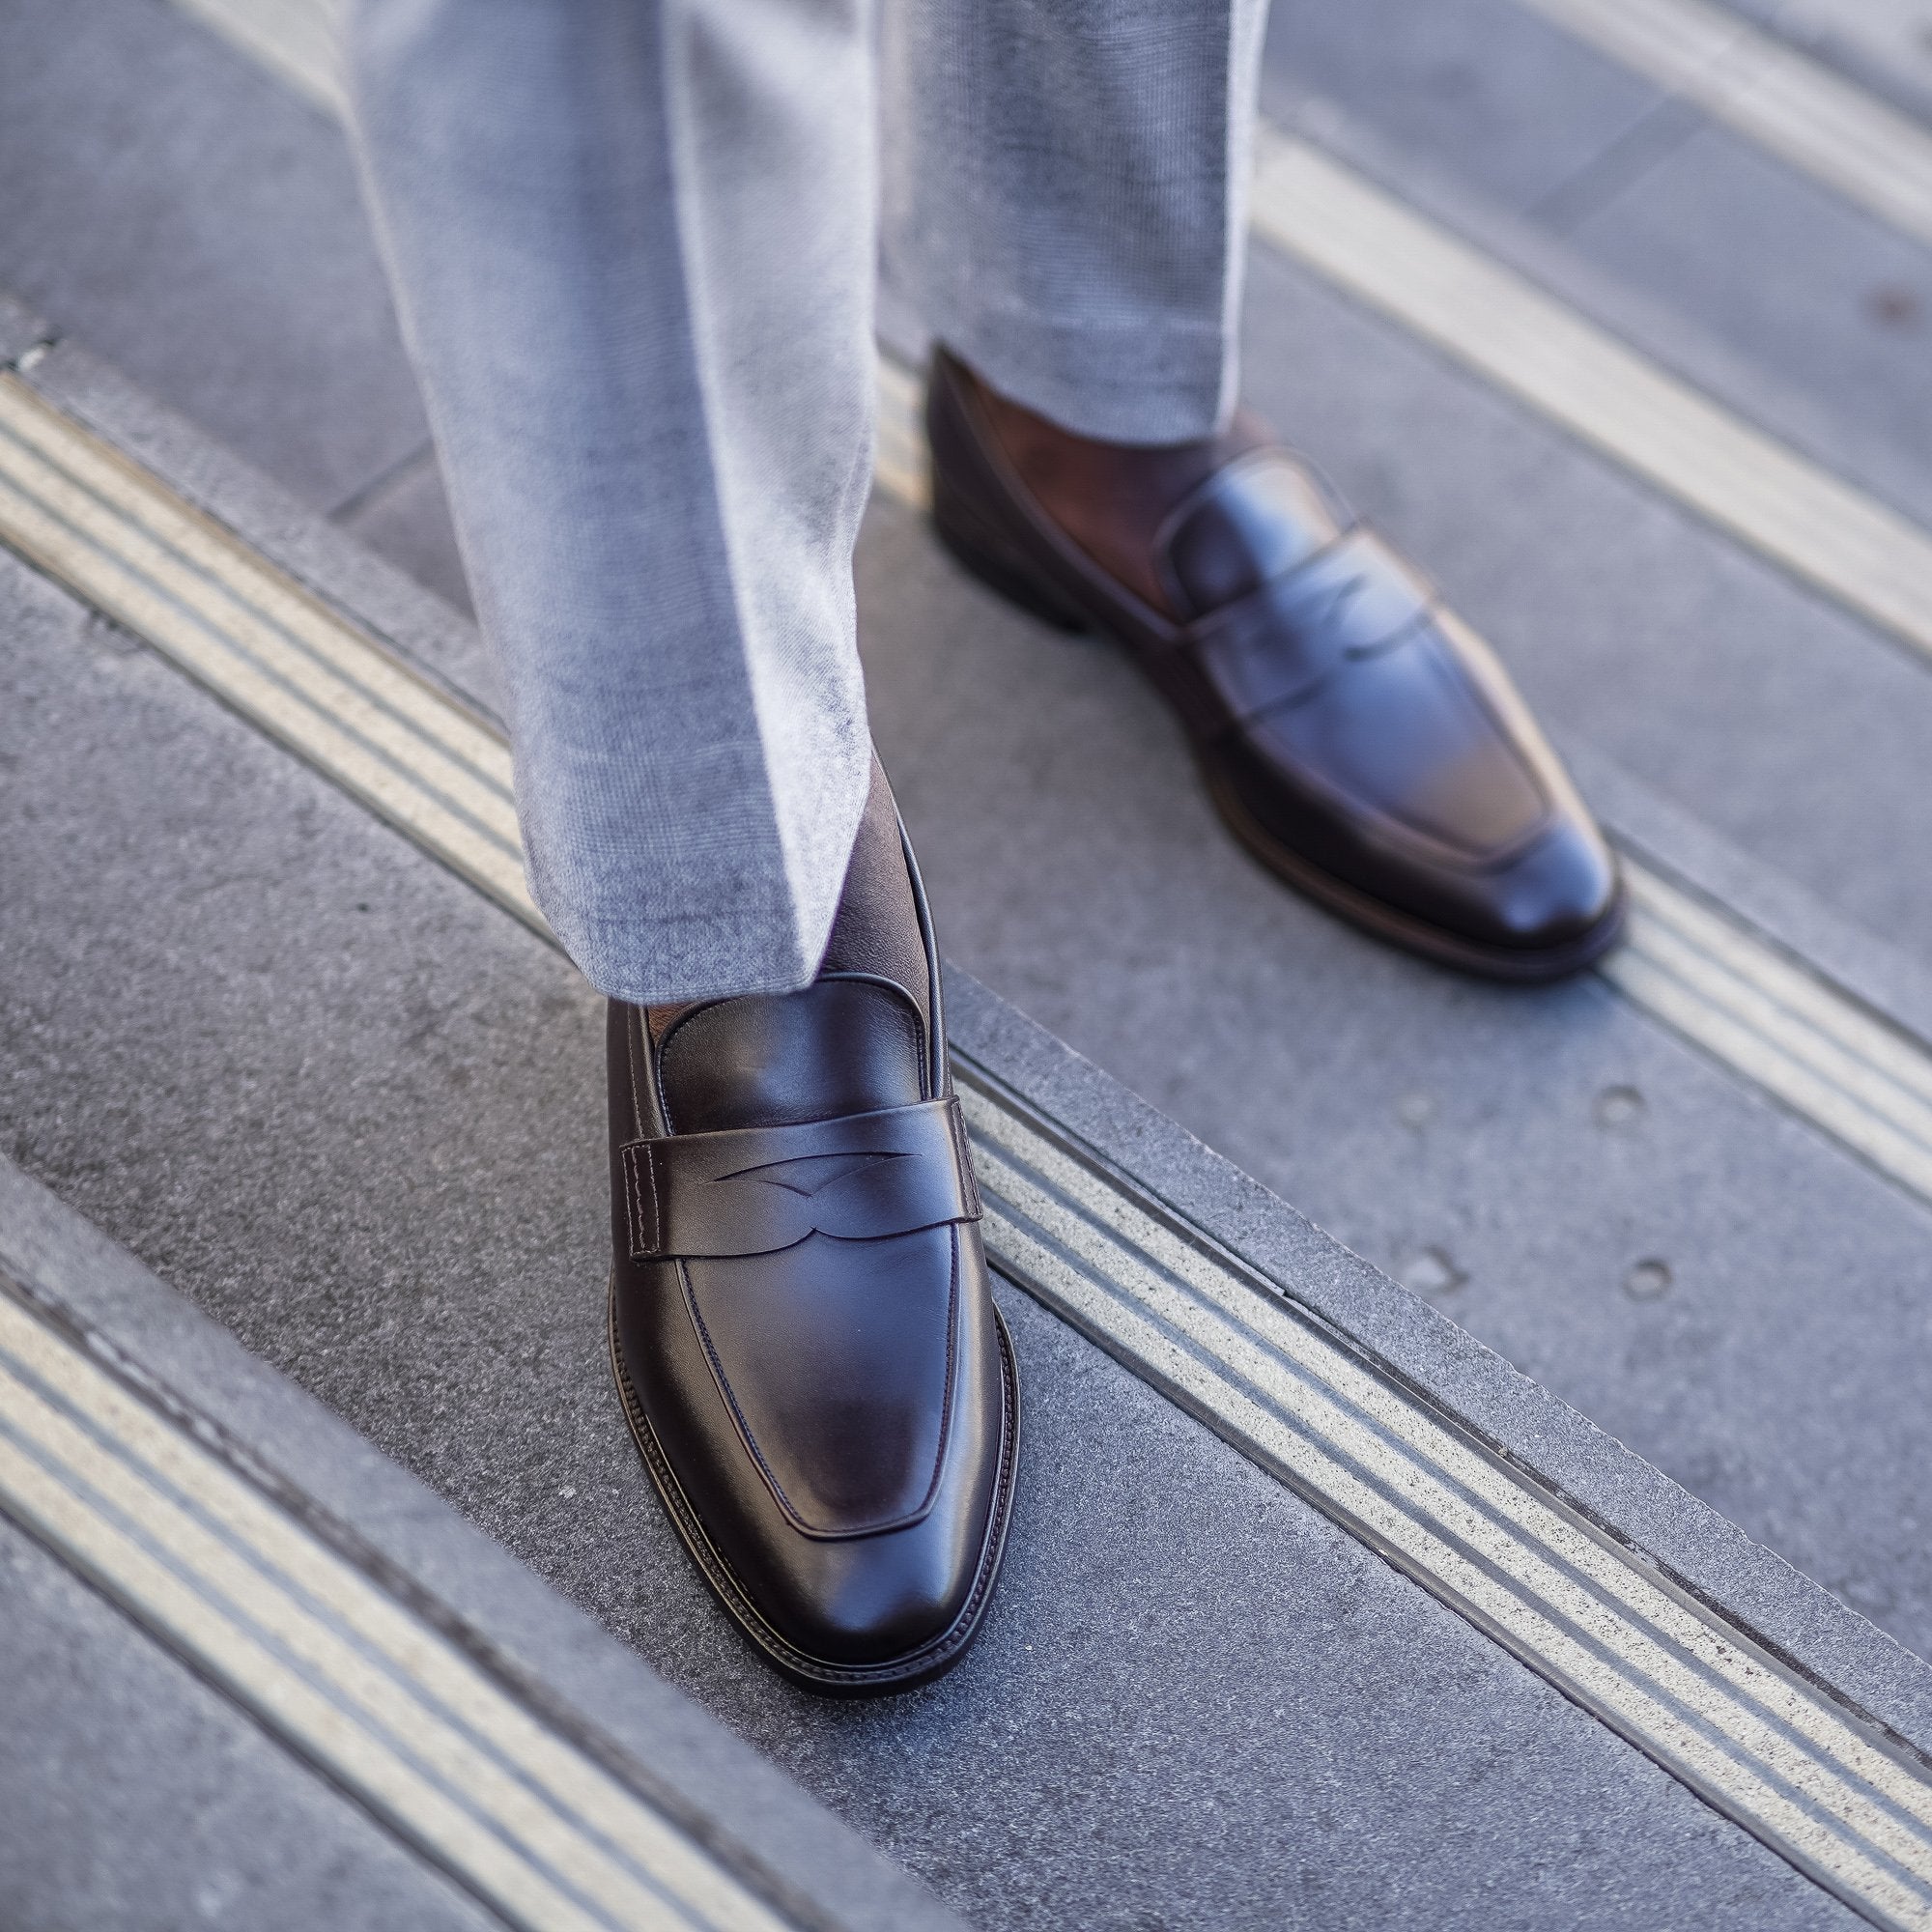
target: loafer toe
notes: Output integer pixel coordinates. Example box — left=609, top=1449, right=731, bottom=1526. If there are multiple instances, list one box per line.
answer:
left=1477, top=814, right=1624, bottom=957
left=762, top=1501, right=1000, bottom=1666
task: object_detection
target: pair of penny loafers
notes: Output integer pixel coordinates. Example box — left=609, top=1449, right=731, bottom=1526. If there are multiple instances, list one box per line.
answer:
left=607, top=352, right=1624, bottom=1694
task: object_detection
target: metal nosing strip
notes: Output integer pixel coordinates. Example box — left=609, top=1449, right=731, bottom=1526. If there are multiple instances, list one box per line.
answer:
left=1506, top=0, right=1932, bottom=253
left=0, top=1277, right=791, bottom=1932
left=873, top=358, right=931, bottom=514
left=12, top=351, right=1932, bottom=1922
left=1604, top=867, right=1932, bottom=1201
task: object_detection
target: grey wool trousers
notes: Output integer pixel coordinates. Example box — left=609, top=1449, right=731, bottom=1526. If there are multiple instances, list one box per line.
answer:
left=347, top=0, right=1269, bottom=1005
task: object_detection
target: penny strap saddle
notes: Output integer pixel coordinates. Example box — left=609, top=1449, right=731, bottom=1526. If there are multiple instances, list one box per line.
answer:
left=1162, top=528, right=1438, bottom=738
left=621, top=1096, right=981, bottom=1262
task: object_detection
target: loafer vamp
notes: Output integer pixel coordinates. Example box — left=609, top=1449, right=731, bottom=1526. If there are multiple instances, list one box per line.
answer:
left=1161, top=521, right=1622, bottom=960
left=613, top=1225, right=1007, bottom=1666
left=1208, top=622, right=1549, bottom=862
left=1202, top=616, right=1615, bottom=952
left=679, top=1225, right=958, bottom=1538
left=1213, top=722, right=1618, bottom=955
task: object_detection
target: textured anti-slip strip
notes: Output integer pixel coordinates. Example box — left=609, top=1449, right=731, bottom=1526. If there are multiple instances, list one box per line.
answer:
left=0, top=1275, right=792, bottom=1932
left=1603, top=865, right=1932, bottom=1203
left=952, top=1065, right=1932, bottom=1932
left=13, top=360, right=1932, bottom=1922
left=1245, top=128, right=1932, bottom=668
left=0, top=372, right=536, bottom=930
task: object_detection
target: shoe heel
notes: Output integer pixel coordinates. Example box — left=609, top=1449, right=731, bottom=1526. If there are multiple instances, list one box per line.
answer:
left=930, top=490, right=1091, bottom=635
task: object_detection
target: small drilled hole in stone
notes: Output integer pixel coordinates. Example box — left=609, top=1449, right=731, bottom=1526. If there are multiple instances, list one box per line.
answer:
left=1624, top=1258, right=1672, bottom=1301
left=85, top=610, right=140, bottom=656
left=1398, top=1246, right=1466, bottom=1298
left=1397, top=1092, right=1436, bottom=1129
left=1595, top=1085, right=1644, bottom=1129
left=1866, top=283, right=1923, bottom=330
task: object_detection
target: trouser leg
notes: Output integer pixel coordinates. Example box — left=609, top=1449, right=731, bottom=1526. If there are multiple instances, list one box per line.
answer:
left=346, top=0, right=877, bottom=1005
left=881, top=0, right=1271, bottom=444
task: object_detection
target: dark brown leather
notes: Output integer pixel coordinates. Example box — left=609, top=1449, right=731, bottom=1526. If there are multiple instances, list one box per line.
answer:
left=620, top=1096, right=980, bottom=1261
left=926, top=348, right=1625, bottom=980
left=608, top=758, right=1017, bottom=1692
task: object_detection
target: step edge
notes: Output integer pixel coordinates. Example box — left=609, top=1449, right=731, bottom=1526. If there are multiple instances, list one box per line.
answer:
left=1258, top=79, right=1932, bottom=546
left=17, top=289, right=1932, bottom=1786
left=0, top=290, right=50, bottom=370
left=12, top=330, right=503, bottom=736
left=0, top=1150, right=972, bottom=1932
left=942, top=958, right=1932, bottom=1772
left=1566, top=736, right=1932, bottom=1056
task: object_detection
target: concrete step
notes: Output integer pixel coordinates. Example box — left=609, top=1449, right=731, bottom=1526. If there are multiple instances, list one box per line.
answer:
left=0, top=1158, right=968, bottom=1932
left=1719, top=0, right=1932, bottom=133
left=1264, top=0, right=1932, bottom=526
left=7, top=305, right=1932, bottom=1927
left=11, top=0, right=1932, bottom=1922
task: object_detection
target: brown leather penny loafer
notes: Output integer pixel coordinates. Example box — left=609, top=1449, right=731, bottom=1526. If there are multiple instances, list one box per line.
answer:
left=608, top=758, right=1018, bottom=1696
left=925, top=348, right=1625, bottom=980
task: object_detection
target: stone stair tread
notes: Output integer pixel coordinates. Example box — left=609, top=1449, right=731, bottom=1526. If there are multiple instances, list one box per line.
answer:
left=11, top=0, right=1932, bottom=1920
left=6, top=329, right=1932, bottom=1927
left=0, top=1157, right=969, bottom=1932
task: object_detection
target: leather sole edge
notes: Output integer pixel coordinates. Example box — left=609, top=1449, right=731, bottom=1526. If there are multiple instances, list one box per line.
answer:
left=1201, top=761, right=1632, bottom=984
